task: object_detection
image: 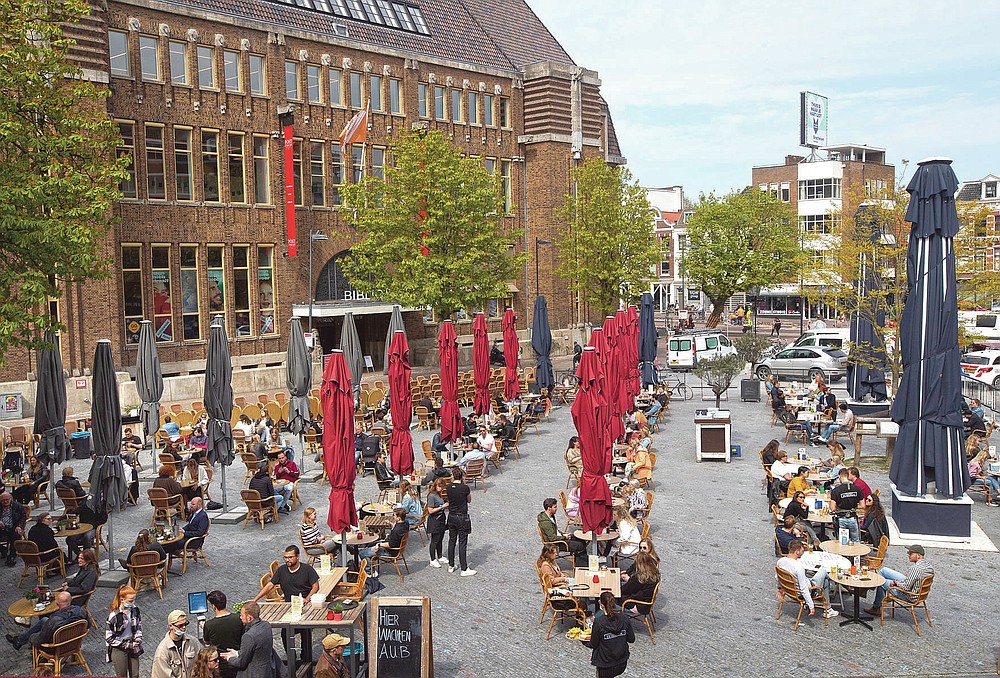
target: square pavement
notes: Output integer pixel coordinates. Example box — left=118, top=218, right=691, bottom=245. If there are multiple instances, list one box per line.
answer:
left=1, top=371, right=998, bottom=677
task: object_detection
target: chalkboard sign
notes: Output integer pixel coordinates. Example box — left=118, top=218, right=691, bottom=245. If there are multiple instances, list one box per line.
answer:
left=369, top=596, right=433, bottom=678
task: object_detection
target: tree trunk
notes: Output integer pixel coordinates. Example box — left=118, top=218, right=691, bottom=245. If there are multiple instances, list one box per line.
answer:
left=706, top=310, right=722, bottom=328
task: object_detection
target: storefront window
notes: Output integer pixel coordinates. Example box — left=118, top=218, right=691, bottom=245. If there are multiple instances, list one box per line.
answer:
left=233, top=245, right=251, bottom=336
left=180, top=245, right=200, bottom=340
left=151, top=245, right=172, bottom=342
left=207, top=245, right=226, bottom=324
left=122, top=245, right=144, bottom=345
left=258, top=245, right=275, bottom=335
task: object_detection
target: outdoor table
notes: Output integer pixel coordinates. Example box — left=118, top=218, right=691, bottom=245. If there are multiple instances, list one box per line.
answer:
left=799, top=550, right=851, bottom=573
left=807, top=472, right=831, bottom=484
left=829, top=570, right=886, bottom=630
left=260, top=600, right=367, bottom=678
left=8, top=597, right=58, bottom=620
left=361, top=515, right=393, bottom=534
left=612, top=497, right=626, bottom=509
left=571, top=567, right=621, bottom=613
left=573, top=530, right=620, bottom=543
left=818, top=540, right=870, bottom=558
left=553, top=384, right=577, bottom=404
left=361, top=502, right=394, bottom=516
left=54, top=522, right=92, bottom=539
left=332, top=532, right=381, bottom=571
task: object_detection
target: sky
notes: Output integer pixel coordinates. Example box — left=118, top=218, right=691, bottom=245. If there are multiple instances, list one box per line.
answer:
left=526, top=0, right=1000, bottom=199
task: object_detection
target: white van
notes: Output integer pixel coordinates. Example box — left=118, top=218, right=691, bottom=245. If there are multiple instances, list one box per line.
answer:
left=790, top=328, right=851, bottom=351
left=961, top=312, right=1000, bottom=341
left=667, top=331, right=737, bottom=371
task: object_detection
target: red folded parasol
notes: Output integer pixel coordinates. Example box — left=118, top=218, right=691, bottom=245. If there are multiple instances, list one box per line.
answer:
left=573, top=346, right=613, bottom=534
left=387, top=330, right=414, bottom=475
left=502, top=308, right=520, bottom=401
left=472, top=312, right=491, bottom=416
left=321, top=349, right=357, bottom=533
left=438, top=320, right=464, bottom=443
left=624, top=306, right=641, bottom=399
left=601, top=315, right=626, bottom=445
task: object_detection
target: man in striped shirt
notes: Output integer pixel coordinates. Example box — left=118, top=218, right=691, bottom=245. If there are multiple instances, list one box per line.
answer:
left=866, top=543, right=934, bottom=615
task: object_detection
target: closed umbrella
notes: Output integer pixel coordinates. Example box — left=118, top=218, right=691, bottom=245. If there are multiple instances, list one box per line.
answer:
left=602, top=315, right=625, bottom=445
left=472, top=312, right=491, bottom=416
left=847, top=206, right=889, bottom=403
left=438, top=321, right=463, bottom=444
left=573, top=346, right=613, bottom=538
left=322, top=349, right=357, bottom=566
left=87, top=340, right=127, bottom=569
left=340, top=312, right=364, bottom=409
left=889, top=158, right=969, bottom=499
left=384, top=305, right=405, bottom=374
left=286, top=317, right=312, bottom=436
left=33, top=332, right=71, bottom=504
left=387, top=330, right=414, bottom=476
left=204, top=319, right=234, bottom=511
left=614, top=310, right=632, bottom=418
left=624, top=305, right=642, bottom=398
left=502, top=308, right=520, bottom=401
left=531, top=297, right=554, bottom=393
left=639, top=293, right=659, bottom=389
left=135, top=321, right=163, bottom=450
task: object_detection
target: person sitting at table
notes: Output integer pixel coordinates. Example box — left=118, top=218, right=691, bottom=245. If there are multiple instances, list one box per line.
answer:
left=398, top=479, right=423, bottom=527
left=623, top=480, right=647, bottom=519
left=272, top=427, right=295, bottom=462
left=55, top=466, right=87, bottom=499
left=188, top=424, right=208, bottom=455
left=566, top=483, right=581, bottom=519
left=643, top=389, right=665, bottom=417
left=809, top=371, right=826, bottom=395
left=300, top=507, right=337, bottom=554
left=273, top=450, right=299, bottom=506
left=160, top=415, right=182, bottom=442
left=421, top=457, right=451, bottom=487
left=180, top=457, right=209, bottom=502
left=817, top=384, right=837, bottom=419
left=462, top=414, right=480, bottom=439
left=121, top=428, right=143, bottom=465
left=776, top=539, right=838, bottom=619
left=829, top=468, right=861, bottom=542
left=418, top=395, right=440, bottom=419
left=12, top=456, right=48, bottom=506
left=967, top=432, right=987, bottom=461
left=5, top=590, right=85, bottom=650
left=775, top=407, right=818, bottom=447
left=769, top=451, right=801, bottom=482
left=865, top=544, right=934, bottom=617
left=620, top=551, right=659, bottom=614
left=353, top=421, right=366, bottom=465
left=847, top=466, right=873, bottom=499
left=584, top=591, right=635, bottom=678
left=254, top=414, right=274, bottom=445
left=860, top=493, right=889, bottom=549
left=491, top=415, right=516, bottom=451
left=162, top=442, right=184, bottom=464
left=153, top=464, right=183, bottom=499
left=969, top=449, right=1000, bottom=506
left=971, top=398, right=986, bottom=419
left=538, top=498, right=588, bottom=567
left=565, top=436, right=583, bottom=477
left=28, top=512, right=64, bottom=567
left=760, top=440, right=780, bottom=466
left=770, top=386, right=788, bottom=413
left=628, top=437, right=653, bottom=489
left=163, top=496, right=209, bottom=562
left=963, top=403, right=988, bottom=441
left=234, top=414, right=254, bottom=439
left=817, top=402, right=854, bottom=444
left=455, top=442, right=487, bottom=470
left=612, top=504, right=641, bottom=558
left=374, top=452, right=398, bottom=488
left=475, top=425, right=496, bottom=455
left=121, top=528, right=166, bottom=568
left=781, top=494, right=821, bottom=547
left=775, top=515, right=806, bottom=554
left=0, top=491, right=27, bottom=566
left=535, top=544, right=577, bottom=611
left=819, top=440, right=847, bottom=479
left=785, top=465, right=811, bottom=499
left=250, top=462, right=288, bottom=514
left=59, top=548, right=99, bottom=596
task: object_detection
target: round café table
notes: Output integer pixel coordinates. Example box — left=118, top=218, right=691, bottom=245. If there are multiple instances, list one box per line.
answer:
left=8, top=597, right=57, bottom=620
left=361, top=502, right=395, bottom=516
left=819, top=539, right=870, bottom=558
left=54, top=522, right=92, bottom=539
left=332, top=531, right=381, bottom=570
left=829, top=570, right=886, bottom=630
left=573, top=530, right=620, bottom=542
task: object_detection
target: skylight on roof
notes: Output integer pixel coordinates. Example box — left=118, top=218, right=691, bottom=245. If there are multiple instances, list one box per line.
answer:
left=267, top=0, right=429, bottom=34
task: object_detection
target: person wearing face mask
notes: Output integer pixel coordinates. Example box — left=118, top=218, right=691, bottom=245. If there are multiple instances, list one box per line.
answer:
left=106, top=584, right=144, bottom=678
left=151, top=610, right=199, bottom=678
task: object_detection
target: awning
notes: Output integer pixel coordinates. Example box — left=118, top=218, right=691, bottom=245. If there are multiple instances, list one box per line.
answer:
left=507, top=282, right=519, bottom=293
left=292, top=301, right=420, bottom=319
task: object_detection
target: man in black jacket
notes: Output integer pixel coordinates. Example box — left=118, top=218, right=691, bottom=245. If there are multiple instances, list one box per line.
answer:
left=55, top=467, right=87, bottom=498
left=0, top=492, right=27, bottom=565
left=6, top=591, right=84, bottom=650
left=249, top=463, right=288, bottom=515
left=221, top=601, right=273, bottom=677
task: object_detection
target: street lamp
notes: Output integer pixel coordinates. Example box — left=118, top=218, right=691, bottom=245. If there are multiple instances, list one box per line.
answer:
left=307, top=229, right=329, bottom=341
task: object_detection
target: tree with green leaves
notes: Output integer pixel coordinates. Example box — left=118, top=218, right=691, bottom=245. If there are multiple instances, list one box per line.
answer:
left=685, top=189, right=803, bottom=328
left=339, top=129, right=526, bottom=320
left=693, top=354, right=745, bottom=409
left=554, top=158, right=657, bottom=316
left=733, top=333, right=773, bottom=372
left=0, top=0, right=128, bottom=365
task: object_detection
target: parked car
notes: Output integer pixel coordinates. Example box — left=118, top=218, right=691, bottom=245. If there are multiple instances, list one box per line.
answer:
left=788, top=328, right=851, bottom=351
left=667, top=330, right=737, bottom=372
left=756, top=346, right=847, bottom=382
left=961, top=349, right=1000, bottom=388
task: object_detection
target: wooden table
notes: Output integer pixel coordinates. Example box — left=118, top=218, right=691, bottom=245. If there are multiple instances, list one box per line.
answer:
left=571, top=567, right=621, bottom=613
left=361, top=515, right=393, bottom=534
left=8, top=597, right=57, bottom=619
left=829, top=570, right=885, bottom=630
left=553, top=383, right=577, bottom=404
left=819, top=540, right=870, bottom=558
left=573, top=530, right=620, bottom=543
left=361, top=502, right=394, bottom=516
left=54, top=522, right=92, bottom=539
left=332, top=533, right=381, bottom=570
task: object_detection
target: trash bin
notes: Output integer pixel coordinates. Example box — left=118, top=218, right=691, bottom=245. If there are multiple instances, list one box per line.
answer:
left=70, top=431, right=92, bottom=459
left=740, top=378, right=760, bottom=402
left=0, top=393, right=22, bottom=421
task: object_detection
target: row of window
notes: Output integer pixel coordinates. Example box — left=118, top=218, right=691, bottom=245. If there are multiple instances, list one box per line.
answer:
left=798, top=178, right=842, bottom=201
left=270, top=0, right=430, bottom=35
left=122, top=244, right=277, bottom=344
left=799, top=214, right=841, bottom=235
left=107, top=31, right=511, bottom=128
left=759, top=182, right=791, bottom=203
left=117, top=121, right=514, bottom=210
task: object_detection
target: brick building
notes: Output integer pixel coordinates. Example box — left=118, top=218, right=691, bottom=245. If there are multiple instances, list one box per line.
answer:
left=750, top=144, right=895, bottom=324
left=3, top=0, right=624, bottom=386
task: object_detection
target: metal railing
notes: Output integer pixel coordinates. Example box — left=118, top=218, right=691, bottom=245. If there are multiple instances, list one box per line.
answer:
left=962, top=374, right=1000, bottom=417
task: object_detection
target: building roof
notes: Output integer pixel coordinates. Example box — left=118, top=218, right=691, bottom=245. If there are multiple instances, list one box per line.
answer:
left=957, top=181, right=983, bottom=202
left=156, top=0, right=572, bottom=73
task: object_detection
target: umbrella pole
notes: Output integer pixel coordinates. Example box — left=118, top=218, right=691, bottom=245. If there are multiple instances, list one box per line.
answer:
left=340, top=529, right=347, bottom=569
left=220, top=464, right=229, bottom=512
left=49, top=463, right=55, bottom=506
left=107, top=511, right=115, bottom=570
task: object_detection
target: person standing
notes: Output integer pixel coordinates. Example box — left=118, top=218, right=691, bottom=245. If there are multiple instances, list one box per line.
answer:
left=0, top=491, right=27, bottom=566
left=221, top=601, right=273, bottom=678
left=105, top=585, right=143, bottom=678
left=446, top=467, right=476, bottom=576
left=151, top=610, right=199, bottom=678
left=426, top=477, right=448, bottom=568
left=251, top=545, right=319, bottom=663
left=314, top=632, right=350, bottom=678
left=202, top=591, right=244, bottom=678
left=584, top=591, right=635, bottom=678
left=829, top=468, right=862, bottom=542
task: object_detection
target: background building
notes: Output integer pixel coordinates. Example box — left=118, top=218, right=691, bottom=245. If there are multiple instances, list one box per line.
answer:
left=645, top=186, right=704, bottom=315
left=2, top=0, right=625, bottom=394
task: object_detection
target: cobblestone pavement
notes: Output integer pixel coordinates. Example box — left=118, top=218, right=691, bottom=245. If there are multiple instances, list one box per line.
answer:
left=2, top=370, right=1000, bottom=677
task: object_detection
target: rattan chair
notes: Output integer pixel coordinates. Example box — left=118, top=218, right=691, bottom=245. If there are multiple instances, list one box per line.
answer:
left=71, top=587, right=97, bottom=628
left=128, top=549, right=166, bottom=599
left=241, top=489, right=277, bottom=529
left=465, top=459, right=487, bottom=492
left=880, top=573, right=934, bottom=635
left=55, top=487, right=81, bottom=517
left=166, top=519, right=211, bottom=574
left=332, top=559, right=369, bottom=602
left=559, top=491, right=582, bottom=530
left=147, top=487, right=184, bottom=525
left=540, top=572, right=586, bottom=640
left=863, top=535, right=889, bottom=570
left=16, top=539, right=65, bottom=586
left=373, top=530, right=410, bottom=583
left=623, top=581, right=660, bottom=643
left=32, top=617, right=90, bottom=675
left=775, top=565, right=830, bottom=630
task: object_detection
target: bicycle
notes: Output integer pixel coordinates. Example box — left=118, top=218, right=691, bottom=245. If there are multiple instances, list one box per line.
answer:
left=664, top=374, right=694, bottom=401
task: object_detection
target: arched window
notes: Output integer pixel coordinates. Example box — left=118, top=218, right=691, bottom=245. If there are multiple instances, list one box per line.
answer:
left=315, top=250, right=373, bottom=302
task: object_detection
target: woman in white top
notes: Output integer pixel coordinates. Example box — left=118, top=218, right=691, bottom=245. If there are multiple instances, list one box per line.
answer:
left=613, top=504, right=641, bottom=557
left=234, top=415, right=254, bottom=439
left=180, top=457, right=209, bottom=502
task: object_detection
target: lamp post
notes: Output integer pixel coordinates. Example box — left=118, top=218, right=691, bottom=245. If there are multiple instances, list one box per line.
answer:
left=307, top=229, right=329, bottom=342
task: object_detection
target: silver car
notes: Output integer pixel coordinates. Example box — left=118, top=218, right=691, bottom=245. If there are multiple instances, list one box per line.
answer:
left=756, top=347, right=847, bottom=382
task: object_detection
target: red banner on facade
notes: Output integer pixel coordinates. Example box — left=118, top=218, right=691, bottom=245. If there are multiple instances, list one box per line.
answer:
left=283, top=123, right=297, bottom=256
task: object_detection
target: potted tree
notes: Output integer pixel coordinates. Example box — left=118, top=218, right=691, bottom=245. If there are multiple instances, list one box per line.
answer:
left=693, top=354, right=745, bottom=409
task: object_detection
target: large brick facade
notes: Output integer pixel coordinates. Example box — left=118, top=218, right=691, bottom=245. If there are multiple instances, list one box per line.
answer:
left=1, top=0, right=624, bottom=382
